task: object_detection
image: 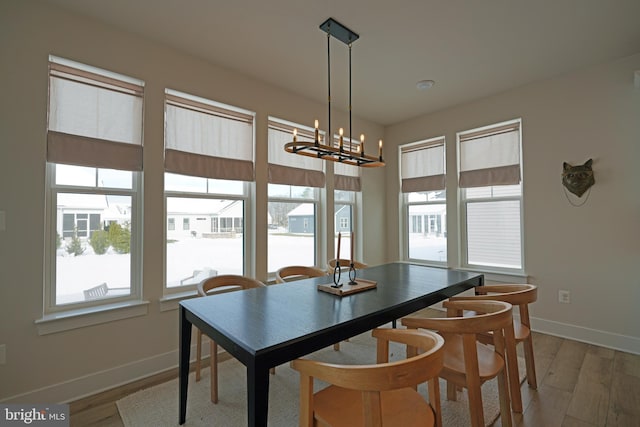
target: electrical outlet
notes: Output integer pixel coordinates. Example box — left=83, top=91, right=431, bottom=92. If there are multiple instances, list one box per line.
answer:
left=558, top=290, right=571, bottom=304
left=0, top=344, right=6, bottom=365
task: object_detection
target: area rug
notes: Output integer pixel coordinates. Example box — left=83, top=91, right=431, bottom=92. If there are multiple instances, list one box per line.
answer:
left=118, top=331, right=524, bottom=426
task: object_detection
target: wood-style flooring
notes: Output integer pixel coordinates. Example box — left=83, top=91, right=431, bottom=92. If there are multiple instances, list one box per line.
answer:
left=69, top=331, right=640, bottom=427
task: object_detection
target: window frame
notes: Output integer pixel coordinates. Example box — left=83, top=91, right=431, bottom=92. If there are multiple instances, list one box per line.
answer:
left=399, top=137, right=447, bottom=266
left=44, top=163, right=144, bottom=313
left=457, top=118, right=525, bottom=274
left=43, top=56, right=145, bottom=316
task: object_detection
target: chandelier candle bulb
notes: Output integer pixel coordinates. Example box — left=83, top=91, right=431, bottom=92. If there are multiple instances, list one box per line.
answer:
left=360, top=134, right=365, bottom=155
left=293, top=128, right=297, bottom=142
left=339, top=128, right=344, bottom=150
left=378, top=139, right=383, bottom=159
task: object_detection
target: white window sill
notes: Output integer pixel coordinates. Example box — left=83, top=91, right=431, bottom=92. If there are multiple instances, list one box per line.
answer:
left=159, top=289, right=199, bottom=312
left=35, top=300, right=150, bottom=335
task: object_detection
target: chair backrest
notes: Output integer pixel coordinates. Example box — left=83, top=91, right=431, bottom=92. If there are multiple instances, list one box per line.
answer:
left=450, top=284, right=537, bottom=325
left=275, top=266, right=327, bottom=284
left=326, top=258, right=367, bottom=274
left=197, top=274, right=265, bottom=297
left=402, top=300, right=514, bottom=353
left=291, top=328, right=444, bottom=426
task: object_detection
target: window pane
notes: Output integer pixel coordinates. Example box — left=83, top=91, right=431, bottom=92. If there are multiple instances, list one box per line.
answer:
left=165, top=173, right=207, bottom=193
left=98, top=168, right=132, bottom=189
left=207, top=178, right=244, bottom=195
left=407, top=190, right=446, bottom=203
left=268, top=184, right=316, bottom=199
left=466, top=200, right=521, bottom=268
left=56, top=164, right=96, bottom=186
left=465, top=184, right=521, bottom=199
left=166, top=197, right=244, bottom=287
left=335, top=190, right=355, bottom=203
left=408, top=204, right=447, bottom=262
left=55, top=193, right=132, bottom=305
left=268, top=202, right=315, bottom=272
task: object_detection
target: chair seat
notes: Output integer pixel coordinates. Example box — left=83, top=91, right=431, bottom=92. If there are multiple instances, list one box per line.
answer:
left=313, top=386, right=436, bottom=427
left=514, top=321, right=530, bottom=342
left=441, top=334, right=505, bottom=382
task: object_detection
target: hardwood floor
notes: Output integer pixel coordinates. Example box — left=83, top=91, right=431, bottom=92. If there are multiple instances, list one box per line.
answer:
left=70, top=332, right=640, bottom=427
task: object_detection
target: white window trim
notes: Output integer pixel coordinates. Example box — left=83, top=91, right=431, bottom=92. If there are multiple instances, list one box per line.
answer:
left=43, top=164, right=144, bottom=317
left=457, top=118, right=525, bottom=275
left=267, top=190, right=322, bottom=277
left=163, top=184, right=252, bottom=295
left=399, top=137, right=447, bottom=267
left=35, top=300, right=149, bottom=335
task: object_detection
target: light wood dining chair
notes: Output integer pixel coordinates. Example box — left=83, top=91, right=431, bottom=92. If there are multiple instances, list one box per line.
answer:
left=275, top=265, right=327, bottom=284
left=449, top=284, right=538, bottom=393
left=402, top=300, right=515, bottom=427
left=195, top=274, right=265, bottom=403
left=291, top=328, right=445, bottom=427
left=326, top=258, right=367, bottom=274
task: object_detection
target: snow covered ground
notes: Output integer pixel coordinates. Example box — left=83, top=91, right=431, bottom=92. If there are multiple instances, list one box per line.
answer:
left=56, top=233, right=445, bottom=304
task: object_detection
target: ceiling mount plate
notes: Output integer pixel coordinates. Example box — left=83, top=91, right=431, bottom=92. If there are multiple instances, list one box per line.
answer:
left=320, top=18, right=359, bottom=45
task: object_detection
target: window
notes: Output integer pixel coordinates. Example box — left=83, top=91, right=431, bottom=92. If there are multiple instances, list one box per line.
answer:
left=267, top=118, right=324, bottom=273
left=400, top=137, right=447, bottom=263
left=164, top=90, right=254, bottom=290
left=45, top=56, right=143, bottom=309
left=458, top=119, right=523, bottom=270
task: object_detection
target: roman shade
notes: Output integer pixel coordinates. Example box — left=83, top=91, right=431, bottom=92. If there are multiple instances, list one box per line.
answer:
left=47, top=59, right=144, bottom=171
left=400, top=138, right=445, bottom=193
left=333, top=137, right=361, bottom=192
left=458, top=122, right=521, bottom=188
left=268, top=120, right=325, bottom=188
left=165, top=91, right=255, bottom=182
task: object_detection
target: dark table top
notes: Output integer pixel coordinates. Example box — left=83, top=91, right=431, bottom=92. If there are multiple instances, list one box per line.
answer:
left=180, top=262, right=482, bottom=368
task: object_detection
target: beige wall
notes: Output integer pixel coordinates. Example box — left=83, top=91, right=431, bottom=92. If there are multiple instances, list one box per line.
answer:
left=385, top=52, right=640, bottom=350
left=0, top=1, right=384, bottom=400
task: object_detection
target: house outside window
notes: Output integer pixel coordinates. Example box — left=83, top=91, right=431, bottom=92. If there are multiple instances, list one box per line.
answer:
left=400, top=137, right=447, bottom=263
left=164, top=90, right=254, bottom=290
left=44, top=56, right=143, bottom=309
left=267, top=117, right=324, bottom=274
left=458, top=119, right=524, bottom=271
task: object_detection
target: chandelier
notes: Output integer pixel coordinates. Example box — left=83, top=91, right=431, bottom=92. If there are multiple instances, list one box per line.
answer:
left=284, top=18, right=385, bottom=168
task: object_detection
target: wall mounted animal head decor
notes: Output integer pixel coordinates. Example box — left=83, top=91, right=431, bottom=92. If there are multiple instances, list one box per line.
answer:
left=562, top=159, right=595, bottom=197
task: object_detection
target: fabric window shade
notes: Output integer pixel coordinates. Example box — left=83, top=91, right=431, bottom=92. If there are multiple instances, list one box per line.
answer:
left=165, top=94, right=254, bottom=182
left=401, top=140, right=445, bottom=193
left=334, top=137, right=361, bottom=191
left=268, top=122, right=325, bottom=188
left=47, top=62, right=144, bottom=171
left=459, top=123, right=521, bottom=188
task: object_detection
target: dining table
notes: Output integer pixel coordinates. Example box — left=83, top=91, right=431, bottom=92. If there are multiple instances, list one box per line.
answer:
left=178, top=262, right=484, bottom=426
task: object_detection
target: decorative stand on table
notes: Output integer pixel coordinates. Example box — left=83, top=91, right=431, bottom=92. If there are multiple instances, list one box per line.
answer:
left=318, top=232, right=377, bottom=296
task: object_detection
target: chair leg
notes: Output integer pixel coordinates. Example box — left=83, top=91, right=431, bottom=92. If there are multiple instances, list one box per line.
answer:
left=505, top=339, right=523, bottom=412
left=210, top=341, right=218, bottom=403
left=523, top=335, right=538, bottom=389
left=496, top=370, right=513, bottom=427
left=195, top=329, right=202, bottom=382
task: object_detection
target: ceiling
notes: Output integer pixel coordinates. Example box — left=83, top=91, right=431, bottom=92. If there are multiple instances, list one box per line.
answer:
left=45, top=0, right=640, bottom=126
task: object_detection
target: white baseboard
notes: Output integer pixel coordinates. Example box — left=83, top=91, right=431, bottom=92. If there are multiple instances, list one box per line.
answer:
left=2, top=342, right=208, bottom=404
left=529, top=316, right=640, bottom=355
